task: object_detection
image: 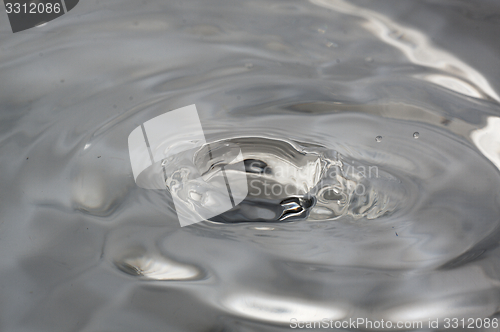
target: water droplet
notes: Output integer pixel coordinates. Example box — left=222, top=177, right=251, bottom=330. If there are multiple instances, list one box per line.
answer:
left=375, top=136, right=382, bottom=142
left=413, top=132, right=420, bottom=139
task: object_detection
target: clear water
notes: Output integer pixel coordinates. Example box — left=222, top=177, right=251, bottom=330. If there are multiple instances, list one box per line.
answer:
left=1, top=0, right=500, bottom=331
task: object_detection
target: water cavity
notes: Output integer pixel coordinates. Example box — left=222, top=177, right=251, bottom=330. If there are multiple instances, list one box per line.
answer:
left=1, top=0, right=500, bottom=331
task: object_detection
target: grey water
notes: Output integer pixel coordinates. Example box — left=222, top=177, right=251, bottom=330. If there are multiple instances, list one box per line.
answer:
left=1, top=0, right=500, bottom=331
